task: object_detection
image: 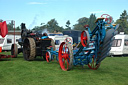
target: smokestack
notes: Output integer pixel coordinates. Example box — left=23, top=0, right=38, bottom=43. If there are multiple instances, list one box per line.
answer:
left=21, top=23, right=26, bottom=30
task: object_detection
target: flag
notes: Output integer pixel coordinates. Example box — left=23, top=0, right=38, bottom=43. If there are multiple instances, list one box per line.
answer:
left=0, top=21, right=8, bottom=38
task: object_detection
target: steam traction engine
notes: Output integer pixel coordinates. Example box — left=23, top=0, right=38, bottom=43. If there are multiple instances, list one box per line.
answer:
left=19, top=23, right=55, bottom=61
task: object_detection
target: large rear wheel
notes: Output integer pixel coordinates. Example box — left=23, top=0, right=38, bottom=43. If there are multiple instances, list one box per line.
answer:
left=23, top=38, right=36, bottom=61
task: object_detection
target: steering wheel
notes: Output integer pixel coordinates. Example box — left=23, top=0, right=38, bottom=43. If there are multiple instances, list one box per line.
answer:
left=101, top=14, right=112, bottom=24
left=64, top=37, right=72, bottom=44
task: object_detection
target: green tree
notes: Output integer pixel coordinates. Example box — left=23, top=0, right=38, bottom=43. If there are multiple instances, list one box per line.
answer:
left=73, top=17, right=88, bottom=31
left=15, top=26, right=20, bottom=30
left=120, top=10, right=128, bottom=20
left=115, top=10, right=128, bottom=33
left=88, top=14, right=96, bottom=31
left=65, top=20, right=71, bottom=30
left=32, top=26, right=40, bottom=31
left=46, top=19, right=63, bottom=32
left=39, top=23, right=48, bottom=31
left=7, top=22, right=13, bottom=30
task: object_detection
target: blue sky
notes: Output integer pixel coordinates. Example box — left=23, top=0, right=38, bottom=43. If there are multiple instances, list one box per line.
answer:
left=0, top=0, right=128, bottom=29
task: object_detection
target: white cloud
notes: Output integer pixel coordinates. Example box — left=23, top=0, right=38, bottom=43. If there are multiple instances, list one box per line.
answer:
left=28, top=2, right=47, bottom=5
left=90, top=11, right=107, bottom=14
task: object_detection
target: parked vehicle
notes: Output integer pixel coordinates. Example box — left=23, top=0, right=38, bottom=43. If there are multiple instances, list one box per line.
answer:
left=49, top=35, right=73, bottom=50
left=0, top=35, right=21, bottom=51
left=14, top=23, right=56, bottom=60
left=109, top=32, right=128, bottom=56
left=48, top=33, right=63, bottom=36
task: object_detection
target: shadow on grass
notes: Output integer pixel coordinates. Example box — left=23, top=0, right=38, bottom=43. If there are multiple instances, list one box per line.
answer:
left=69, top=65, right=111, bottom=74
left=34, top=58, right=44, bottom=61
left=108, top=55, right=128, bottom=57
left=0, top=59, right=12, bottom=61
left=46, top=61, right=59, bottom=65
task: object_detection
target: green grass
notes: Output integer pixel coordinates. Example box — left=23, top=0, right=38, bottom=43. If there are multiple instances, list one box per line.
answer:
left=0, top=52, right=128, bottom=85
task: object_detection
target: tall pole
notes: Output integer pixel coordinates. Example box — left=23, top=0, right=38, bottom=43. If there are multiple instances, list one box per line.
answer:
left=14, top=20, right=15, bottom=57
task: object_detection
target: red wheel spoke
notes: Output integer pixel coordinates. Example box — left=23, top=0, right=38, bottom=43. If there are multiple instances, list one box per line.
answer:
left=83, top=36, right=87, bottom=40
left=66, top=59, right=69, bottom=69
left=67, top=54, right=70, bottom=58
left=63, top=59, right=65, bottom=67
left=62, top=55, right=65, bottom=58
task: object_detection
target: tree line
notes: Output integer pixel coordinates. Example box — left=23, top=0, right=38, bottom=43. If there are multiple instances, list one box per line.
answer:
left=32, top=14, right=96, bottom=32
left=1, top=10, right=128, bottom=33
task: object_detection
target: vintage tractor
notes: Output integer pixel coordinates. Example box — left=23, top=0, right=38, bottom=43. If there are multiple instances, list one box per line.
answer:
left=46, top=14, right=119, bottom=71
left=18, top=23, right=55, bottom=61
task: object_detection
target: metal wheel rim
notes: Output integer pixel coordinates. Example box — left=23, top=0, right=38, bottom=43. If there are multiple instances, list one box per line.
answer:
left=88, top=55, right=100, bottom=70
left=59, top=42, right=73, bottom=71
left=46, top=51, right=51, bottom=62
left=23, top=38, right=36, bottom=61
left=81, top=30, right=90, bottom=47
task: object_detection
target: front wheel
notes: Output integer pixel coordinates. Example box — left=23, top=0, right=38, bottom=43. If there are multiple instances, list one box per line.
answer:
left=46, top=51, right=51, bottom=62
left=59, top=42, right=73, bottom=71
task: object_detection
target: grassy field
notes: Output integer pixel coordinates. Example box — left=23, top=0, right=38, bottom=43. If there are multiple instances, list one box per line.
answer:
left=0, top=52, right=128, bottom=85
